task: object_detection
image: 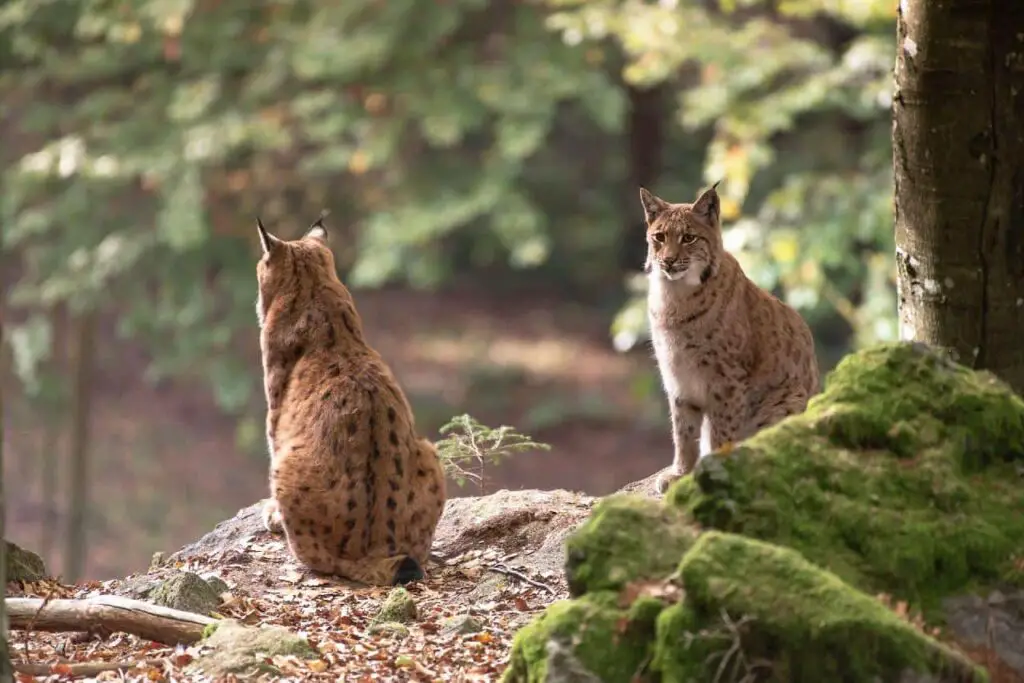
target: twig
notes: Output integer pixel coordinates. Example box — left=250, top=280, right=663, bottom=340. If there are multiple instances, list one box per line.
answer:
left=488, top=564, right=556, bottom=595
left=13, top=658, right=166, bottom=678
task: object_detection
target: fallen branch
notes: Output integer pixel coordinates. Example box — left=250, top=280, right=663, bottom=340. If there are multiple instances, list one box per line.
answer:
left=13, top=658, right=167, bottom=678
left=488, top=564, right=556, bottom=595
left=7, top=595, right=217, bottom=645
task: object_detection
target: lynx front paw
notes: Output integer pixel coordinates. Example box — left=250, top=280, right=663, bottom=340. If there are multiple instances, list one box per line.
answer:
left=261, top=498, right=284, bottom=534
left=655, top=467, right=685, bottom=495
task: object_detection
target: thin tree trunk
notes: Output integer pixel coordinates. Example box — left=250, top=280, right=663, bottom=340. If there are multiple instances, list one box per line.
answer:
left=39, top=305, right=67, bottom=562
left=64, top=311, right=96, bottom=582
left=0, top=161, right=11, bottom=683
left=893, top=0, right=1024, bottom=393
left=621, top=84, right=666, bottom=272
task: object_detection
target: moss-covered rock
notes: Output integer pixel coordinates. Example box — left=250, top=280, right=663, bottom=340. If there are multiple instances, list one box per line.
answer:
left=149, top=572, right=222, bottom=615
left=564, top=494, right=696, bottom=597
left=503, top=590, right=661, bottom=683
left=5, top=540, right=46, bottom=582
left=187, top=618, right=315, bottom=678
left=373, top=587, right=418, bottom=624
left=670, top=342, right=1024, bottom=611
left=506, top=532, right=985, bottom=683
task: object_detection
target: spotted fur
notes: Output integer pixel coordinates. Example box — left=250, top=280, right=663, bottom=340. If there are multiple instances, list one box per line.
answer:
left=255, top=217, right=446, bottom=585
left=639, top=184, right=820, bottom=494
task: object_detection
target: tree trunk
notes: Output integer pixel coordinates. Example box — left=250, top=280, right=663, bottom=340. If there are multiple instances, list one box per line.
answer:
left=39, top=305, right=68, bottom=562
left=0, top=165, right=11, bottom=683
left=893, top=0, right=1024, bottom=393
left=64, top=311, right=96, bottom=582
left=621, top=83, right=667, bottom=272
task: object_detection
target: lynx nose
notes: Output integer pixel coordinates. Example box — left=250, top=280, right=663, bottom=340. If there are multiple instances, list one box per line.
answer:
left=662, top=257, right=678, bottom=268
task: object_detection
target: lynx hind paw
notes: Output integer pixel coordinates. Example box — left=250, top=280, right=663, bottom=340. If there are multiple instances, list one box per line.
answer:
left=261, top=498, right=284, bottom=534
left=655, top=468, right=685, bottom=495
left=392, top=556, right=425, bottom=585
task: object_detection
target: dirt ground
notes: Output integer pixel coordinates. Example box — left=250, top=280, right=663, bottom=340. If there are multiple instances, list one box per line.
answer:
left=3, top=285, right=672, bottom=581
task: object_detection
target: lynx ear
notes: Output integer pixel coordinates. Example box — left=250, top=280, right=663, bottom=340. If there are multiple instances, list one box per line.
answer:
left=691, top=181, right=722, bottom=226
left=256, top=217, right=281, bottom=255
left=304, top=210, right=330, bottom=242
left=639, top=187, right=670, bottom=224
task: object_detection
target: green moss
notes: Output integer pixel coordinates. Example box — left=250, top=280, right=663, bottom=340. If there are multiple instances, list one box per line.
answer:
left=564, top=494, right=697, bottom=597
left=503, top=591, right=659, bottom=683
left=506, top=531, right=984, bottom=683
left=655, top=532, right=985, bottom=683
left=669, top=342, right=1024, bottom=612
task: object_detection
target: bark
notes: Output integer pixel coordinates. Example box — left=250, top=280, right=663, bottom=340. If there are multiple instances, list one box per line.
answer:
left=6, top=596, right=216, bottom=646
left=64, top=312, right=96, bottom=581
left=893, top=0, right=1024, bottom=393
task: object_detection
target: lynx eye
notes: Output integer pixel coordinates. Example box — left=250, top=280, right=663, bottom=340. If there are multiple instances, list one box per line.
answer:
left=681, top=233, right=698, bottom=245
left=651, top=231, right=666, bottom=244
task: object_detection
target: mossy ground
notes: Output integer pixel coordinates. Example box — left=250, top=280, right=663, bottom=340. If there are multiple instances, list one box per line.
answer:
left=506, top=343, right=1023, bottom=682
left=670, top=342, right=1024, bottom=612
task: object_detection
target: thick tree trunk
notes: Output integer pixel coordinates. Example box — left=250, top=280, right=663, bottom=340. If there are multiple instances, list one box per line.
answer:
left=893, top=0, right=1024, bottom=393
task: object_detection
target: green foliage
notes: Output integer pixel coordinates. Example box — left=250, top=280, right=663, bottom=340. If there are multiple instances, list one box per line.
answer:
left=435, top=414, right=550, bottom=488
left=0, top=0, right=900, bottom=414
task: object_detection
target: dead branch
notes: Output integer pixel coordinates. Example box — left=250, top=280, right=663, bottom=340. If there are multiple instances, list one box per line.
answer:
left=488, top=564, right=557, bottom=595
left=13, top=658, right=167, bottom=678
left=6, top=596, right=217, bottom=645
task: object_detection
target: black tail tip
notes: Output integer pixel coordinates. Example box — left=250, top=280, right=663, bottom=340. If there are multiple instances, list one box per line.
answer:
left=393, top=556, right=424, bottom=585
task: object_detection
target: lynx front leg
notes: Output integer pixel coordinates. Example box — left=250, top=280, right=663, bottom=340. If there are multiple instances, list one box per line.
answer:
left=656, top=397, right=702, bottom=494
left=706, top=383, right=751, bottom=452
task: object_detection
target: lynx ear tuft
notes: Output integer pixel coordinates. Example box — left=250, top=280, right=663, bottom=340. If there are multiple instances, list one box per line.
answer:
left=256, top=217, right=280, bottom=255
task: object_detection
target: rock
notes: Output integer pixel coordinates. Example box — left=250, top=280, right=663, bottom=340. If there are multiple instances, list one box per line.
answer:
left=442, top=614, right=483, bottom=635
left=668, top=342, right=1024, bottom=612
left=204, top=575, right=230, bottom=597
left=943, top=590, right=1024, bottom=676
left=507, top=343, right=1022, bottom=682
left=187, top=619, right=315, bottom=678
left=564, top=494, right=695, bottom=597
left=149, top=572, right=222, bottom=615
left=505, top=531, right=985, bottom=683
left=5, top=540, right=46, bottom=582
left=373, top=587, right=418, bottom=624
left=170, top=489, right=595, bottom=589
left=368, top=622, right=411, bottom=639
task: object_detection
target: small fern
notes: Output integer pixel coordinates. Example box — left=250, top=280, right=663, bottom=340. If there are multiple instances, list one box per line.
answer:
left=435, top=414, right=550, bottom=489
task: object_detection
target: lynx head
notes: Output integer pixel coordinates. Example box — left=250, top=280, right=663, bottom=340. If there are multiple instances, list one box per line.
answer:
left=639, top=183, right=722, bottom=286
left=255, top=215, right=338, bottom=326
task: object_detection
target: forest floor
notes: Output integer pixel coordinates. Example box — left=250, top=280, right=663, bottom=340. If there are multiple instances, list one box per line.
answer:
left=4, top=284, right=673, bottom=581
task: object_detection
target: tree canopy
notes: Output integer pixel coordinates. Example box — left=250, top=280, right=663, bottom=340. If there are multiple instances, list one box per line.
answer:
left=1, top=0, right=899, bottom=413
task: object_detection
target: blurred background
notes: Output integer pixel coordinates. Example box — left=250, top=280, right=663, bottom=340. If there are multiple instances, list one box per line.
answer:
left=1, top=0, right=897, bottom=580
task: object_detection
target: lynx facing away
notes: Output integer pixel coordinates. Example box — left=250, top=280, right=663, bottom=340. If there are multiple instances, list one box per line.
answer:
left=255, top=217, right=446, bottom=585
left=640, top=183, right=819, bottom=494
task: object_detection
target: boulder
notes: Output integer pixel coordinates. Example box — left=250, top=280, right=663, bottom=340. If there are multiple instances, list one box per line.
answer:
left=5, top=540, right=46, bottom=582
left=506, top=342, right=1024, bottom=682
left=670, top=341, right=1024, bottom=612
left=187, top=619, right=315, bottom=678
left=506, top=527, right=984, bottom=683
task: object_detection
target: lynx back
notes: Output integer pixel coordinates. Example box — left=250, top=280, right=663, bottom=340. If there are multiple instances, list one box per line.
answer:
left=255, top=217, right=446, bottom=585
